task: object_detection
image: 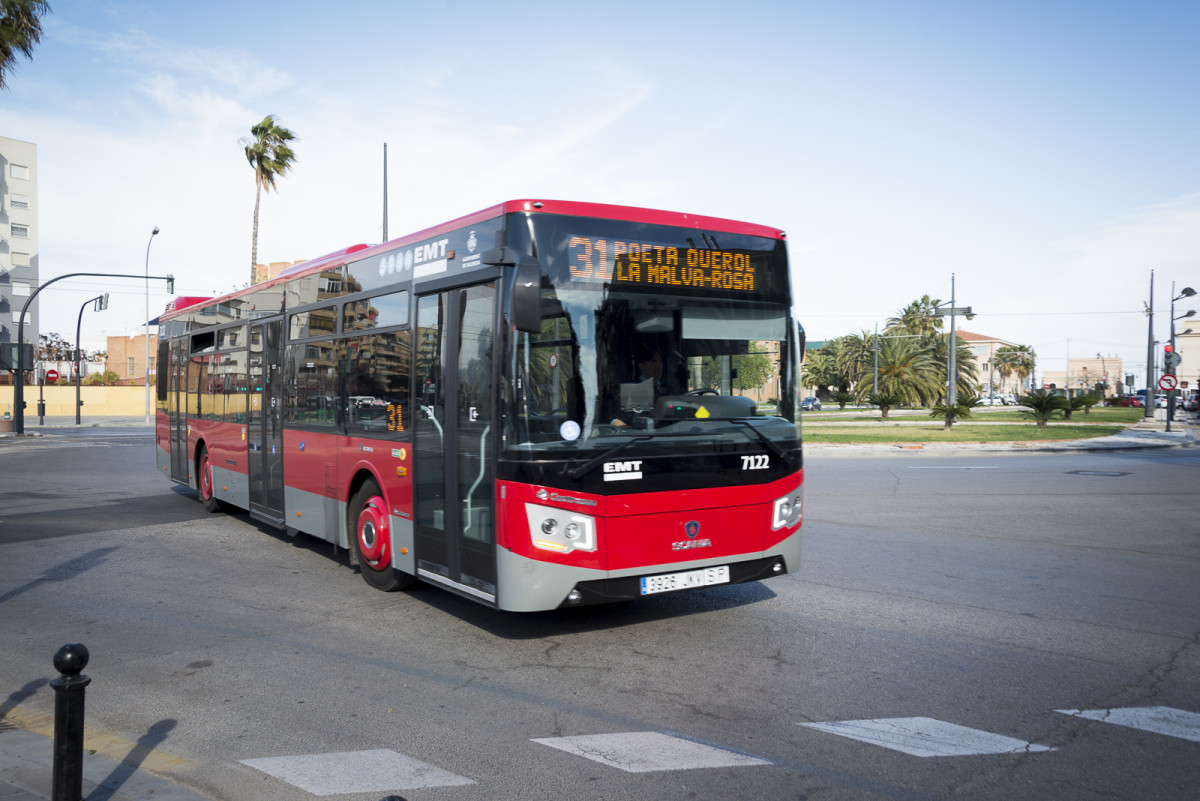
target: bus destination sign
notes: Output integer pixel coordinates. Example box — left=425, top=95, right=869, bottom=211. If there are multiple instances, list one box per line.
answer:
left=567, top=235, right=757, bottom=292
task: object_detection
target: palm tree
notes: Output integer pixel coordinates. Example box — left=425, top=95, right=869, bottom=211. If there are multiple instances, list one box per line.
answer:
left=874, top=336, right=942, bottom=407
left=801, top=341, right=851, bottom=398
left=887, top=295, right=944, bottom=337
left=929, top=394, right=982, bottom=430
left=837, top=329, right=876, bottom=390
left=921, top=331, right=980, bottom=401
left=242, top=115, right=298, bottom=281
left=0, top=0, right=50, bottom=90
left=865, top=391, right=904, bottom=421
left=1019, top=390, right=1067, bottom=427
left=994, top=344, right=1036, bottom=394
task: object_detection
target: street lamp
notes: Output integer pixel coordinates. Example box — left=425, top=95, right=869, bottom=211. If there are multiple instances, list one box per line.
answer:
left=76, top=294, right=108, bottom=425
left=1167, top=283, right=1196, bottom=429
left=145, top=226, right=160, bottom=423
left=931, top=273, right=974, bottom=405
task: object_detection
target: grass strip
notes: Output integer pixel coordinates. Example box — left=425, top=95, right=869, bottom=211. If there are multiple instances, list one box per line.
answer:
left=804, top=424, right=1124, bottom=444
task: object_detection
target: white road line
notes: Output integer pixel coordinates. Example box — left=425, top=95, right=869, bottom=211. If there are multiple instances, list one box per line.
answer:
left=1056, top=706, right=1200, bottom=743
left=241, top=749, right=474, bottom=795
left=532, top=731, right=771, bottom=773
left=799, top=717, right=1054, bottom=757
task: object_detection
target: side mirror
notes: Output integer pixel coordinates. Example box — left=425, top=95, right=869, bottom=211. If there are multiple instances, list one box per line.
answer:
left=483, top=247, right=542, bottom=333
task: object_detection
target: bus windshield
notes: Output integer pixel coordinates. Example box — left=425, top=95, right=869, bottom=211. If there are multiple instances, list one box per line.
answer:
left=503, top=214, right=799, bottom=458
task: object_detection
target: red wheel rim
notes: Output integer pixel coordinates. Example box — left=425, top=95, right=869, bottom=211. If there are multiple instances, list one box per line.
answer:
left=199, top=451, right=213, bottom=501
left=356, top=495, right=391, bottom=569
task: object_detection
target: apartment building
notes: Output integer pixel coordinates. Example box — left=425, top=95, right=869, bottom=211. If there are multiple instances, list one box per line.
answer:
left=956, top=330, right=1027, bottom=395
left=1, top=136, right=39, bottom=365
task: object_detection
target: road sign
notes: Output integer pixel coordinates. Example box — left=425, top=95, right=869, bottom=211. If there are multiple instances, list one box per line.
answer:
left=45, top=369, right=59, bottom=383
left=1158, top=373, right=1178, bottom=391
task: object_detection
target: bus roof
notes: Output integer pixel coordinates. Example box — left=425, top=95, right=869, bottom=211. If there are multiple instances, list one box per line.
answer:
left=160, top=200, right=784, bottom=321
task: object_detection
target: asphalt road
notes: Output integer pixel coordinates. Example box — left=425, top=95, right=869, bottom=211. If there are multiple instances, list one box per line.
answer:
left=0, top=427, right=1197, bottom=800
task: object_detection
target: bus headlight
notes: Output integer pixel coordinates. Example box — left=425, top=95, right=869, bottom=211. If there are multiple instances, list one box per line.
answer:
left=772, top=489, right=803, bottom=530
left=526, top=503, right=597, bottom=553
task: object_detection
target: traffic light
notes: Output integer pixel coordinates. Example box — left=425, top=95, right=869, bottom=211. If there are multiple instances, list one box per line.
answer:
left=98, top=292, right=109, bottom=311
left=1164, top=344, right=1173, bottom=354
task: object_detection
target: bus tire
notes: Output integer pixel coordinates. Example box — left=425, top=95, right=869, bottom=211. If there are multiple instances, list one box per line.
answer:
left=197, top=445, right=222, bottom=513
left=351, top=479, right=415, bottom=592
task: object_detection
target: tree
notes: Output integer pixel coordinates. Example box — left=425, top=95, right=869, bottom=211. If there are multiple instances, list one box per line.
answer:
left=865, top=391, right=904, bottom=421
left=873, top=335, right=942, bottom=407
left=929, top=394, right=982, bottom=430
left=831, top=389, right=854, bottom=410
left=1064, top=393, right=1101, bottom=420
left=994, top=344, right=1036, bottom=394
left=887, top=295, right=944, bottom=337
left=36, top=331, right=72, bottom=361
left=242, top=115, right=298, bottom=282
left=801, top=344, right=849, bottom=397
left=0, top=0, right=50, bottom=90
left=1019, top=390, right=1067, bottom=427
left=836, top=329, right=876, bottom=389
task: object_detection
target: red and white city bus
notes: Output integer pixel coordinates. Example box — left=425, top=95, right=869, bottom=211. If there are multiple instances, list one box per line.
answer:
left=156, top=199, right=805, bottom=611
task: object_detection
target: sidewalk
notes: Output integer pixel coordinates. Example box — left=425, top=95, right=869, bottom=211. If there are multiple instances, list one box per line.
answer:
left=0, top=416, right=149, bottom=434
left=0, top=722, right=211, bottom=801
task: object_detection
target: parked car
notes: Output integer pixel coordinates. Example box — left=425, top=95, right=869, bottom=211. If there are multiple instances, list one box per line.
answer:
left=1155, top=394, right=1168, bottom=408
left=801, top=396, right=822, bottom=411
left=981, top=395, right=1005, bottom=406
left=998, top=393, right=1018, bottom=405
left=1184, top=393, right=1198, bottom=411
left=1112, top=395, right=1143, bottom=408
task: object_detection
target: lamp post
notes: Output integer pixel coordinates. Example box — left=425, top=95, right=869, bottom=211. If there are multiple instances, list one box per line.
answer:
left=13, top=271, right=174, bottom=435
left=145, top=226, right=160, bottom=423
left=1167, top=282, right=1196, bottom=429
left=1096, top=353, right=1107, bottom=398
left=75, top=294, right=107, bottom=425
left=931, top=273, right=973, bottom=405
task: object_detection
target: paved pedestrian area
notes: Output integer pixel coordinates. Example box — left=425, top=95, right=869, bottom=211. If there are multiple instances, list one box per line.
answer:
left=0, top=722, right=209, bottom=801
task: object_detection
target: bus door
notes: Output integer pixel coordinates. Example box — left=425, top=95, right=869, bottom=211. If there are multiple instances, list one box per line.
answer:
left=169, top=338, right=189, bottom=483
left=413, top=282, right=499, bottom=604
left=248, top=319, right=285, bottom=525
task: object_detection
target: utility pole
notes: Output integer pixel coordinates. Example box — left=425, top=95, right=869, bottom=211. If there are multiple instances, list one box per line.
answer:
left=1145, top=270, right=1155, bottom=420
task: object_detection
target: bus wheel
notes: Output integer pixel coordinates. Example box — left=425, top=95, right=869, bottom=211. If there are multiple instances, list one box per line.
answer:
left=352, top=479, right=414, bottom=591
left=197, top=446, right=221, bottom=513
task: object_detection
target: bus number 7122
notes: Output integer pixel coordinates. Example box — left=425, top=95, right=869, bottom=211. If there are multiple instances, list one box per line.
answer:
left=155, top=198, right=805, bottom=611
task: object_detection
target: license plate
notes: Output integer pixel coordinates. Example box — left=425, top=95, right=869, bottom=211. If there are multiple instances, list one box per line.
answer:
left=640, top=565, right=730, bottom=595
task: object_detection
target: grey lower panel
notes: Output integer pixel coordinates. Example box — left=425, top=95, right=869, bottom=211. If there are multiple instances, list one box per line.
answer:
left=211, top=464, right=250, bottom=509
left=282, top=485, right=415, bottom=576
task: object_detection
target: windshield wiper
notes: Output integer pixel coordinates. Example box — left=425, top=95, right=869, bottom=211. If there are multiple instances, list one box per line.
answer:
left=730, top=419, right=787, bottom=460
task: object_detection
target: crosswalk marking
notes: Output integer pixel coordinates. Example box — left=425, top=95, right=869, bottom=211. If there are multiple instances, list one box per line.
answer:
left=532, top=731, right=772, bottom=773
left=240, top=749, right=474, bottom=795
left=1056, top=706, right=1200, bottom=743
left=234, top=706, right=1200, bottom=794
left=799, top=717, right=1055, bottom=757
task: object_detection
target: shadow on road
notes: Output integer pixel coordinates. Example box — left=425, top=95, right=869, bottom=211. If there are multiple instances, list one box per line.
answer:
left=90, top=718, right=178, bottom=801
left=0, top=547, right=120, bottom=605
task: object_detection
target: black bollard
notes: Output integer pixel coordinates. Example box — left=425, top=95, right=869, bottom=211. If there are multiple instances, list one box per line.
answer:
left=50, top=643, right=91, bottom=801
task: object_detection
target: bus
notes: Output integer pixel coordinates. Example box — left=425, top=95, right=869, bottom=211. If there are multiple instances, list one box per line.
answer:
left=156, top=199, right=805, bottom=611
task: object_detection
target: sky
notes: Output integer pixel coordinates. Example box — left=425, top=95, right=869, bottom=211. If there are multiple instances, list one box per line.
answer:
left=2, top=0, right=1198, bottom=387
